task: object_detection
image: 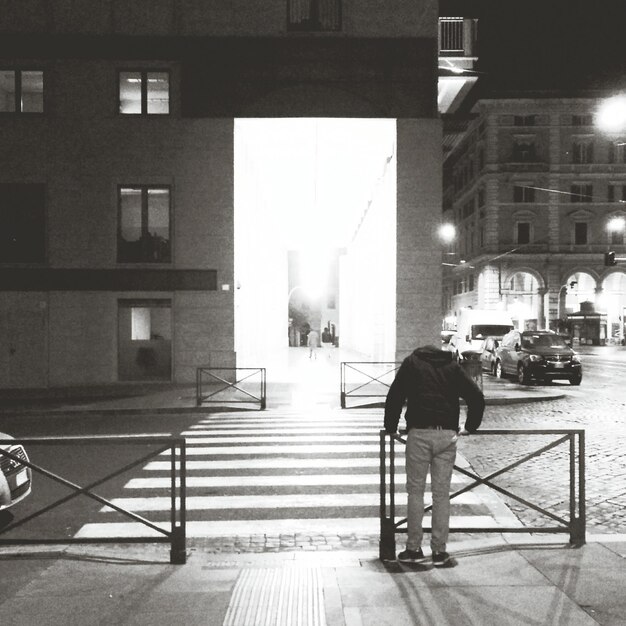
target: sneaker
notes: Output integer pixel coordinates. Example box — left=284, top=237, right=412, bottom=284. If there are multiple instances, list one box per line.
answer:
left=397, top=548, right=427, bottom=563
left=432, top=551, right=451, bottom=567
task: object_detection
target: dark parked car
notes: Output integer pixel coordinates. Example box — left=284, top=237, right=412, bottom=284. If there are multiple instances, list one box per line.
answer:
left=495, top=330, right=582, bottom=385
left=478, top=336, right=500, bottom=375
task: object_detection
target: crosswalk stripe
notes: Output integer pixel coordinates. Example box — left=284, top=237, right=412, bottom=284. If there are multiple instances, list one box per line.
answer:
left=99, top=492, right=482, bottom=512
left=144, top=458, right=387, bottom=470
left=192, top=417, right=382, bottom=424
left=179, top=435, right=380, bottom=444
left=164, top=444, right=400, bottom=455
left=124, top=474, right=464, bottom=489
left=182, top=428, right=382, bottom=435
left=75, top=516, right=505, bottom=539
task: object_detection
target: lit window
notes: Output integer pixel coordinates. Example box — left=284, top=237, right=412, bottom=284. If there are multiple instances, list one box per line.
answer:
left=119, top=71, right=169, bottom=115
left=118, top=186, right=171, bottom=263
left=0, top=70, right=44, bottom=113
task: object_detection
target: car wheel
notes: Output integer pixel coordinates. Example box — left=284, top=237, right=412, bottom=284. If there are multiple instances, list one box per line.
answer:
left=495, top=360, right=503, bottom=379
left=569, top=374, right=582, bottom=386
left=517, top=364, right=531, bottom=385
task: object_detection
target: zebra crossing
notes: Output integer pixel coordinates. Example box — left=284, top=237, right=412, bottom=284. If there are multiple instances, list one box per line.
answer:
left=74, top=409, right=507, bottom=540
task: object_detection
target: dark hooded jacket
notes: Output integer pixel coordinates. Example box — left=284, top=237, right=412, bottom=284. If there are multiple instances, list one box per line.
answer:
left=384, top=345, right=485, bottom=434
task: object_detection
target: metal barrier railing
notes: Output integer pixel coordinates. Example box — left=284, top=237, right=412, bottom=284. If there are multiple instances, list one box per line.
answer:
left=379, top=429, right=586, bottom=560
left=0, top=435, right=186, bottom=564
left=196, top=367, right=266, bottom=410
left=340, top=361, right=401, bottom=409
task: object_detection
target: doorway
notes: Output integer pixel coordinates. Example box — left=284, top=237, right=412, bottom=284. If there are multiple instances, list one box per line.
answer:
left=118, top=299, right=172, bottom=381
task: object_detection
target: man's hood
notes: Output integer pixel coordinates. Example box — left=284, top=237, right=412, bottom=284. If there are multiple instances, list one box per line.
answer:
left=411, top=345, right=454, bottom=367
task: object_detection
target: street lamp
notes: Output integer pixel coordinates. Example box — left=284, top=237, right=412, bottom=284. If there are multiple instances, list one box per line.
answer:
left=557, top=280, right=577, bottom=330
left=438, top=223, right=456, bottom=244
left=596, top=95, right=626, bottom=135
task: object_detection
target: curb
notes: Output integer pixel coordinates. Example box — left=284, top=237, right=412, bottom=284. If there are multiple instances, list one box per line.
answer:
left=0, top=391, right=566, bottom=417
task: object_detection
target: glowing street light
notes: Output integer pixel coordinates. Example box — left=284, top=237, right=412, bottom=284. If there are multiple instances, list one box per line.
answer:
left=438, top=223, right=456, bottom=244
left=607, top=216, right=626, bottom=233
left=596, top=95, right=626, bottom=135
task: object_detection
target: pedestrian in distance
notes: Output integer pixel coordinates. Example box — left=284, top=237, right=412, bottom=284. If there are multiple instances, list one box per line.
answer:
left=321, top=326, right=333, bottom=357
left=307, top=328, right=320, bottom=360
left=384, top=344, right=485, bottom=566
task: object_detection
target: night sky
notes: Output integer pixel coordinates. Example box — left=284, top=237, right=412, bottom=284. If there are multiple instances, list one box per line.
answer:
left=442, top=0, right=626, bottom=98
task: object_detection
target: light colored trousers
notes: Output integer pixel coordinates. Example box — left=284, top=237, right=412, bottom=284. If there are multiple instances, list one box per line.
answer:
left=405, top=428, right=458, bottom=553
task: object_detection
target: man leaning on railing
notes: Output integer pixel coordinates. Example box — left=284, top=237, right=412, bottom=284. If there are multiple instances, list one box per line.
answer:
left=384, top=344, right=485, bottom=567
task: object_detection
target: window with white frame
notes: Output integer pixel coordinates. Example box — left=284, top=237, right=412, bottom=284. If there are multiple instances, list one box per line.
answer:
left=0, top=70, right=44, bottom=113
left=118, top=186, right=171, bottom=263
left=118, top=71, right=170, bottom=115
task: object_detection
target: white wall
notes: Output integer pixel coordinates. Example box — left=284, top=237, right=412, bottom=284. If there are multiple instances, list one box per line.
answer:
left=339, top=129, right=397, bottom=360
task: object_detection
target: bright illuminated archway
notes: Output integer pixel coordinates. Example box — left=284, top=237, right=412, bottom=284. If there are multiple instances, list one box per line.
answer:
left=234, top=118, right=397, bottom=377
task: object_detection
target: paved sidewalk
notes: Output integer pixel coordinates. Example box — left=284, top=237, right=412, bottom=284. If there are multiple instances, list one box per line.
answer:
left=0, top=534, right=624, bottom=625
left=0, top=376, right=565, bottom=416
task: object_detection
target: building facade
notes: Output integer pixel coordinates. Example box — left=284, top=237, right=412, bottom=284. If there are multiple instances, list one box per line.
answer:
left=442, top=97, right=626, bottom=346
left=1, top=1, right=444, bottom=389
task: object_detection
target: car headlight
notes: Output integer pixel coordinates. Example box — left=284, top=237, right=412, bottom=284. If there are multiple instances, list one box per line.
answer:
left=528, top=354, right=544, bottom=362
left=571, top=354, right=581, bottom=363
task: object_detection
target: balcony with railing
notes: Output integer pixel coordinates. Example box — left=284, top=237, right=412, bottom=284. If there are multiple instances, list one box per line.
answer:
left=287, top=0, right=342, bottom=32
left=438, top=17, right=479, bottom=116
left=439, top=17, right=478, bottom=58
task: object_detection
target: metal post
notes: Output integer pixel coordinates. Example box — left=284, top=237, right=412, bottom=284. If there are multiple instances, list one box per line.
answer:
left=568, top=430, right=586, bottom=547
left=340, top=362, right=346, bottom=408
left=170, top=526, right=186, bottom=565
left=195, top=368, right=201, bottom=406
left=379, top=431, right=396, bottom=560
left=170, top=439, right=187, bottom=564
left=261, top=368, right=266, bottom=410
left=575, top=430, right=586, bottom=546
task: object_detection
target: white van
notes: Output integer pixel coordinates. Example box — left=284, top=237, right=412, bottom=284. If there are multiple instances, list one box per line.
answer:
left=448, top=308, right=514, bottom=360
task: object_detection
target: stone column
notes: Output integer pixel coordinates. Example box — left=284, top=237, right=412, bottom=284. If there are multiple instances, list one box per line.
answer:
left=395, top=119, right=442, bottom=359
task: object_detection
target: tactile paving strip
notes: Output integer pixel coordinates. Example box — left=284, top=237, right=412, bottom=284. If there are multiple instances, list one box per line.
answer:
left=222, top=567, right=326, bottom=626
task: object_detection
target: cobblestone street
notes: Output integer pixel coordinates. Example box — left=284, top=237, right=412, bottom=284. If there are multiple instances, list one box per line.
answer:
left=460, top=390, right=626, bottom=534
